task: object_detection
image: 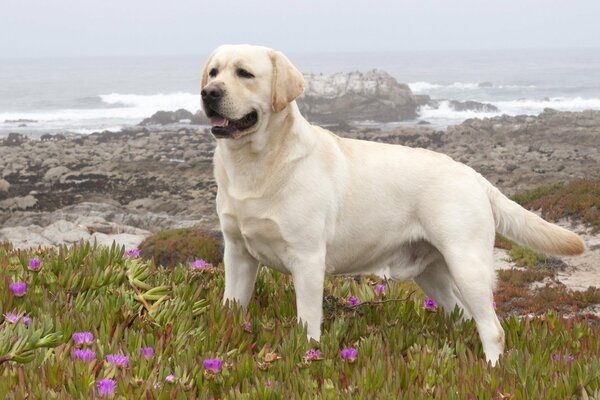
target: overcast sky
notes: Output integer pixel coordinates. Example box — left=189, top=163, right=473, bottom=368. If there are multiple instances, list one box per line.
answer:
left=1, top=0, right=599, bottom=58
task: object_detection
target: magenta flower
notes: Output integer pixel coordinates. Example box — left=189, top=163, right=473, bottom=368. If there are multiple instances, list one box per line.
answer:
left=203, top=358, right=223, bottom=373
left=124, top=248, right=141, bottom=259
left=339, top=347, right=358, bottom=363
left=305, top=349, right=322, bottom=361
left=140, top=347, right=154, bottom=359
left=72, top=331, right=94, bottom=346
left=191, top=259, right=213, bottom=270
left=97, top=379, right=116, bottom=397
left=242, top=320, right=252, bottom=332
left=22, top=315, right=30, bottom=327
left=3, top=312, right=21, bottom=324
left=153, top=382, right=161, bottom=389
left=423, top=297, right=437, bottom=311
left=72, top=349, right=96, bottom=363
left=165, top=374, right=176, bottom=383
left=28, top=258, right=42, bottom=271
left=106, top=354, right=129, bottom=368
left=9, top=282, right=27, bottom=297
left=347, top=296, right=360, bottom=307
left=374, top=284, right=386, bottom=296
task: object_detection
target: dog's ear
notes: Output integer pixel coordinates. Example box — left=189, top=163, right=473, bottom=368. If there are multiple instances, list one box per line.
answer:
left=201, top=51, right=216, bottom=88
left=270, top=50, right=304, bottom=112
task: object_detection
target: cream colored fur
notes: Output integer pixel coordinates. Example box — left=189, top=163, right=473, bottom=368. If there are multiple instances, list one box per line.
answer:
left=201, top=44, right=585, bottom=365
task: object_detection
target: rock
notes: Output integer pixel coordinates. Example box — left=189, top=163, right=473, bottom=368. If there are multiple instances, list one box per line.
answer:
left=448, top=100, right=498, bottom=112
left=298, top=70, right=418, bottom=122
left=3, top=133, right=28, bottom=146
left=140, top=109, right=195, bottom=125
left=91, top=232, right=146, bottom=250
left=40, top=220, right=91, bottom=244
left=0, top=179, right=9, bottom=192
left=0, top=195, right=37, bottom=211
left=0, top=225, right=53, bottom=248
left=190, top=111, right=209, bottom=125
left=44, top=166, right=71, bottom=182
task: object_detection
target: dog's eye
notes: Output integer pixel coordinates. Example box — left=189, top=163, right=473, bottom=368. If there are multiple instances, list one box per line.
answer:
left=209, top=68, right=218, bottom=78
left=236, top=68, right=255, bottom=79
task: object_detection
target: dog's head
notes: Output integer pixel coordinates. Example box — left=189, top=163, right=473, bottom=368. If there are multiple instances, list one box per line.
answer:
left=201, top=45, right=304, bottom=139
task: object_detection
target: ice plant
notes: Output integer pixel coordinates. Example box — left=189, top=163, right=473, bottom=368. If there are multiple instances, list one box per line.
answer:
left=97, top=379, right=116, bottom=398
left=305, top=349, right=322, bottom=361
left=203, top=358, right=223, bottom=373
left=28, top=258, right=42, bottom=271
left=72, top=349, right=96, bottom=363
left=106, top=354, right=129, bottom=368
left=9, top=282, right=27, bottom=297
left=191, top=259, right=213, bottom=270
left=347, top=296, right=360, bottom=307
left=423, top=297, right=437, bottom=311
left=374, top=284, right=386, bottom=296
left=72, top=331, right=94, bottom=346
left=339, top=348, right=358, bottom=363
left=140, top=347, right=154, bottom=359
left=124, top=248, right=141, bottom=259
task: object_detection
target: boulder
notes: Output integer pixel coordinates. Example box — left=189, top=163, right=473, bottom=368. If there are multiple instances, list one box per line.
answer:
left=139, top=109, right=194, bottom=125
left=298, top=70, right=419, bottom=123
left=0, top=179, right=9, bottom=192
left=0, top=195, right=37, bottom=211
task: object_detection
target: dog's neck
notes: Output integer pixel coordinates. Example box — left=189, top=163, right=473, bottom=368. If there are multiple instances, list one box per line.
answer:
left=214, top=102, right=315, bottom=198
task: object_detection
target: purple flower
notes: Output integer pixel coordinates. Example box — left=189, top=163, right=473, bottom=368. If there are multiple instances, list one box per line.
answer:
left=153, top=382, right=161, bottom=389
left=9, top=282, right=27, bottom=297
left=492, top=301, right=497, bottom=310
left=347, top=296, right=360, bottom=307
left=374, top=284, right=386, bottom=296
left=106, top=354, right=129, bottom=368
left=165, top=374, right=176, bottom=383
left=97, top=379, right=116, bottom=397
left=305, top=349, right=322, bottom=361
left=191, top=259, right=213, bottom=270
left=423, top=297, right=437, bottom=311
left=203, top=358, right=223, bottom=373
left=22, top=315, right=30, bottom=327
left=242, top=320, right=252, bottom=332
left=72, top=349, right=96, bottom=363
left=124, top=248, right=141, bottom=259
left=567, top=355, right=574, bottom=364
left=28, top=258, right=42, bottom=271
left=265, top=380, right=272, bottom=388
left=3, top=312, right=21, bottom=324
left=339, top=347, right=358, bottom=363
left=72, top=331, right=94, bottom=346
left=553, top=354, right=559, bottom=362
left=140, top=347, right=154, bottom=359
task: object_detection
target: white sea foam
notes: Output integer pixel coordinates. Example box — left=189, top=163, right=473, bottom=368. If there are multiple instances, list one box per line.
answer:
left=409, top=81, right=537, bottom=94
left=418, top=97, right=600, bottom=126
left=0, top=92, right=201, bottom=126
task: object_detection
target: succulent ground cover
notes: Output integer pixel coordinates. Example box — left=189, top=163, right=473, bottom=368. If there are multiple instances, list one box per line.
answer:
left=1, top=240, right=599, bottom=399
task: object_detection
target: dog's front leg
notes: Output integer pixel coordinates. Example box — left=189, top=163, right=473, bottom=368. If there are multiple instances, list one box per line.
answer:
left=291, top=261, right=325, bottom=341
left=222, top=237, right=259, bottom=309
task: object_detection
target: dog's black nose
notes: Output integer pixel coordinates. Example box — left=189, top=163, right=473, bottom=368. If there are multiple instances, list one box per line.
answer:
left=201, top=86, right=223, bottom=102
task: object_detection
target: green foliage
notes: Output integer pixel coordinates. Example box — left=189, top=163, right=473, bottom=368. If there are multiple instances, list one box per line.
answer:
left=1, top=243, right=599, bottom=398
left=138, top=228, right=223, bottom=268
left=513, top=179, right=600, bottom=232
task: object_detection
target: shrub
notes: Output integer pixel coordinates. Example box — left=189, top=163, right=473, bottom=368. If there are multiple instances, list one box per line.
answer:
left=138, top=228, right=223, bottom=268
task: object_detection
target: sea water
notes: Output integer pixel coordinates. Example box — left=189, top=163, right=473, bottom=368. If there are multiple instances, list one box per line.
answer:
left=1, top=48, right=599, bottom=136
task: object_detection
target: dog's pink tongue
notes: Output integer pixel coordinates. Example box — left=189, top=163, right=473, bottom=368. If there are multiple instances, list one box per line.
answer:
left=209, top=116, right=227, bottom=127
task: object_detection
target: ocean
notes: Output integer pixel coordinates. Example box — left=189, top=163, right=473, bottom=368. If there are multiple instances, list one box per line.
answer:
left=1, top=48, right=600, bottom=136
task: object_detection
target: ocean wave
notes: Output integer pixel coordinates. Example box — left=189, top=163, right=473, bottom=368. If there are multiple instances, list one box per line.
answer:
left=418, top=97, right=600, bottom=123
left=409, top=81, right=537, bottom=94
left=0, top=92, right=201, bottom=123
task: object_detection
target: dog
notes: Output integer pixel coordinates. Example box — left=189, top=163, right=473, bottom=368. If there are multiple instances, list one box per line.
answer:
left=200, top=44, right=585, bottom=365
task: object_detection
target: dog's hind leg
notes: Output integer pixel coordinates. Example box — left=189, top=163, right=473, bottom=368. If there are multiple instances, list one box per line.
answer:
left=442, top=248, right=504, bottom=365
left=414, top=259, right=472, bottom=320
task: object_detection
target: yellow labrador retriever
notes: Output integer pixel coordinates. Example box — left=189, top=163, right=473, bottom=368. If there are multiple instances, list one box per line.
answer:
left=200, top=44, right=585, bottom=365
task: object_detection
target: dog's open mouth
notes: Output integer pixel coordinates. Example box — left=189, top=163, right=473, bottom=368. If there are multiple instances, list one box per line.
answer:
left=207, top=109, right=258, bottom=138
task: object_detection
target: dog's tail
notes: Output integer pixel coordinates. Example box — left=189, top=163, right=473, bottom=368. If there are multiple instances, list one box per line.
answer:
left=477, top=174, right=585, bottom=256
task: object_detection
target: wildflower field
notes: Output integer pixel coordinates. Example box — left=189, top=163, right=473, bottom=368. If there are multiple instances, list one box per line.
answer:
left=1, top=241, right=599, bottom=399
